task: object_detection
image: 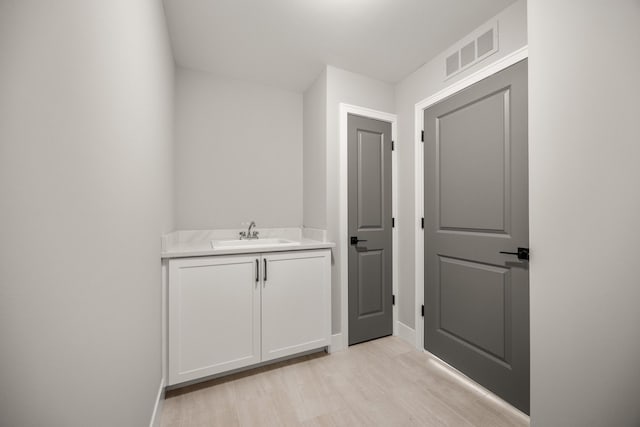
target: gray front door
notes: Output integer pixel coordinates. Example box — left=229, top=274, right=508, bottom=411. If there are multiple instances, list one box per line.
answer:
left=348, top=114, right=393, bottom=345
left=424, top=60, right=529, bottom=413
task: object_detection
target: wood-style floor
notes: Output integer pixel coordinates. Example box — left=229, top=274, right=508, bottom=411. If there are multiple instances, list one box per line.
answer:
left=161, top=336, right=529, bottom=427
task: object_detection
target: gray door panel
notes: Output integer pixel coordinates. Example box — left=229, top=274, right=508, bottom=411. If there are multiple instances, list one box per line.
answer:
left=424, top=59, right=529, bottom=413
left=348, top=114, right=393, bottom=345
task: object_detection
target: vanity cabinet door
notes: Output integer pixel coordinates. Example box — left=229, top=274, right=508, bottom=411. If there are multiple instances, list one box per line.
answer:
left=261, top=250, right=331, bottom=362
left=168, top=255, right=261, bottom=385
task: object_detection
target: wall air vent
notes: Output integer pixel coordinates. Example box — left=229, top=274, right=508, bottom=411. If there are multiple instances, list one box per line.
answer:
left=445, top=21, right=499, bottom=80
left=446, top=51, right=460, bottom=76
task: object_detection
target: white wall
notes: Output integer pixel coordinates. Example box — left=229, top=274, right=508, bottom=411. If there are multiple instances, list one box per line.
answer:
left=394, top=0, right=527, bottom=330
left=0, top=1, right=174, bottom=426
left=529, top=1, right=640, bottom=425
left=325, top=66, right=395, bottom=334
left=303, top=69, right=327, bottom=229
left=174, top=68, right=303, bottom=230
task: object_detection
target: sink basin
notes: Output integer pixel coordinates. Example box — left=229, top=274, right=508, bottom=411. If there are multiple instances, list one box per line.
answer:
left=211, top=238, right=300, bottom=250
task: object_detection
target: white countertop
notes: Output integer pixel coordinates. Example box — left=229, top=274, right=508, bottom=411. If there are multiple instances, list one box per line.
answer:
left=161, top=227, right=335, bottom=259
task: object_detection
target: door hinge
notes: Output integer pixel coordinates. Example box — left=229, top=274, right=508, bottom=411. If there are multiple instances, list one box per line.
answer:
left=392, top=217, right=395, bottom=228
left=392, top=295, right=396, bottom=305
left=421, top=217, right=424, bottom=229
left=392, top=140, right=395, bottom=151
left=421, top=305, right=425, bottom=317
left=421, top=130, right=424, bottom=142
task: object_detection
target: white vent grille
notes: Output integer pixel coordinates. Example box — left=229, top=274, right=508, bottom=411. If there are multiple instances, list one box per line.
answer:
left=445, top=22, right=499, bottom=80
left=446, top=51, right=460, bottom=75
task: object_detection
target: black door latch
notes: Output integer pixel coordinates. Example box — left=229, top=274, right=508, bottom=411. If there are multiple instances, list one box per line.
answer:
left=350, top=236, right=368, bottom=245
left=499, top=247, right=530, bottom=261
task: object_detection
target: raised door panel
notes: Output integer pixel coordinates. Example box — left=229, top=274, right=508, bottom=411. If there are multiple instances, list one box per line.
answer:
left=261, top=250, right=330, bottom=362
left=168, top=255, right=260, bottom=385
left=438, top=257, right=510, bottom=361
left=357, top=250, right=384, bottom=317
left=357, top=129, right=384, bottom=230
left=438, top=89, right=509, bottom=233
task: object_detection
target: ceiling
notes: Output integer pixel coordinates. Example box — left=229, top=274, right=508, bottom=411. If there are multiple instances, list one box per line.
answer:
left=163, top=0, right=516, bottom=92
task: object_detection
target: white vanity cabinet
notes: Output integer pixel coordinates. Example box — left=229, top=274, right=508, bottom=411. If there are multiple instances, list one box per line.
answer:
left=167, top=249, right=330, bottom=386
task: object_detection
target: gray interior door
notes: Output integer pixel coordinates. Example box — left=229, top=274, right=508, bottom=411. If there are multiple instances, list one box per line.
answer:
left=423, top=59, right=529, bottom=413
left=348, top=114, right=393, bottom=345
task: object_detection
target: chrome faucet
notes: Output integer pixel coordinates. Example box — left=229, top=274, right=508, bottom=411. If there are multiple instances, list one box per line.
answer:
left=247, top=221, right=256, bottom=237
left=239, top=221, right=259, bottom=240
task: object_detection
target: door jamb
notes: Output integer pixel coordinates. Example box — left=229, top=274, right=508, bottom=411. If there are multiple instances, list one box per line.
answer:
left=339, top=104, right=397, bottom=350
left=413, top=46, right=529, bottom=351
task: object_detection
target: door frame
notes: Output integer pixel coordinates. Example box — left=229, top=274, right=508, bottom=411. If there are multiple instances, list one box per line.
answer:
left=413, top=46, right=529, bottom=351
left=339, top=103, right=397, bottom=350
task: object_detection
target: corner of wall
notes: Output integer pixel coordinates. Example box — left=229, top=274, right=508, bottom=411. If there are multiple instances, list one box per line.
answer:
left=302, top=68, right=329, bottom=230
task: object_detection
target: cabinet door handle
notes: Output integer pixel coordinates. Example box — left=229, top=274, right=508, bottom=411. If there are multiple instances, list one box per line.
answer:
left=255, top=259, right=259, bottom=283
left=263, top=258, right=267, bottom=283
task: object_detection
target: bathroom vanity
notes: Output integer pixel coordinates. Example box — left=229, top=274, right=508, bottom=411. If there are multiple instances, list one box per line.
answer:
left=161, top=229, right=334, bottom=387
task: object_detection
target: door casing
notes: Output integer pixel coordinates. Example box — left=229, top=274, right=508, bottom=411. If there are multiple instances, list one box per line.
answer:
left=338, top=104, right=397, bottom=351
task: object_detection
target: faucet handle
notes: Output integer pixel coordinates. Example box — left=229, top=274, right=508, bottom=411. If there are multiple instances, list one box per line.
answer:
left=239, top=231, right=247, bottom=239
left=252, top=231, right=259, bottom=238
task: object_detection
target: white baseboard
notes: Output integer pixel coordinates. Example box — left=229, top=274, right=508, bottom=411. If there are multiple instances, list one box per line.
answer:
left=397, top=321, right=417, bottom=347
left=149, top=378, right=165, bottom=427
left=329, top=333, right=345, bottom=352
